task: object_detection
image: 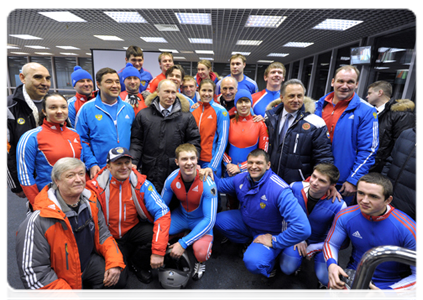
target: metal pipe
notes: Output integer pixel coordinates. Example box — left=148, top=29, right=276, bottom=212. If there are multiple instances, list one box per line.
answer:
left=352, top=245, right=416, bottom=289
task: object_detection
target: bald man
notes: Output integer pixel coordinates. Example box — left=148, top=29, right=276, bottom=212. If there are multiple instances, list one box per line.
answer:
left=7, top=62, right=51, bottom=199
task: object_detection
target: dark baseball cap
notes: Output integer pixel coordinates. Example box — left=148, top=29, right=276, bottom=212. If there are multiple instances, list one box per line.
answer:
left=107, top=147, right=133, bottom=163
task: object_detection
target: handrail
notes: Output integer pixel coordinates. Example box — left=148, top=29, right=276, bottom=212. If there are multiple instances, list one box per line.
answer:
left=351, top=245, right=416, bottom=289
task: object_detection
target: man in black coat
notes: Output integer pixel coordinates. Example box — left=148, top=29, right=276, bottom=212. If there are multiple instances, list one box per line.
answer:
left=366, top=80, right=415, bottom=173
left=265, top=79, right=333, bottom=184
left=130, top=79, right=201, bottom=193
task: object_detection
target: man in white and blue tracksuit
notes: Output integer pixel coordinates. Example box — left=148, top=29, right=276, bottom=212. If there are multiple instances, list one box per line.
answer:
left=205, top=149, right=311, bottom=278
left=75, top=67, right=134, bottom=178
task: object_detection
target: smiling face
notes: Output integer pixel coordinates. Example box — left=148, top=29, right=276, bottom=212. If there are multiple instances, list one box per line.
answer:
left=221, top=78, right=237, bottom=101
left=236, top=98, right=251, bottom=117
left=124, top=76, right=141, bottom=95
left=281, top=84, right=304, bottom=113
left=357, top=181, right=392, bottom=216
left=20, top=64, right=51, bottom=100
left=107, top=157, right=132, bottom=181
left=331, top=69, right=359, bottom=103
left=54, top=165, right=86, bottom=202
left=167, top=69, right=183, bottom=88
left=159, top=55, right=174, bottom=74
left=247, top=154, right=270, bottom=182
left=74, top=78, right=94, bottom=97
left=265, top=68, right=284, bottom=89
left=97, top=72, right=121, bottom=103
left=43, top=95, right=68, bottom=125
left=181, top=79, right=197, bottom=99
left=175, top=150, right=198, bottom=181
left=199, top=82, right=214, bottom=103
left=197, top=63, right=211, bottom=80
left=126, top=55, right=144, bottom=71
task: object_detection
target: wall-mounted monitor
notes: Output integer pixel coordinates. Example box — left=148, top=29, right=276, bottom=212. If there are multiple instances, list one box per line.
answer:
left=350, top=46, right=371, bottom=64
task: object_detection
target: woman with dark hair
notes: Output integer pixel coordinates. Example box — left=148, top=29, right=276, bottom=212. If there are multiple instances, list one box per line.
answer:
left=195, top=59, right=219, bottom=87
left=16, top=92, right=83, bottom=205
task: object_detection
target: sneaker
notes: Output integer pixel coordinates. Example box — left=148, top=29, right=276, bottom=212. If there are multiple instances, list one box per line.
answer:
left=130, top=264, right=153, bottom=284
left=192, top=262, right=206, bottom=281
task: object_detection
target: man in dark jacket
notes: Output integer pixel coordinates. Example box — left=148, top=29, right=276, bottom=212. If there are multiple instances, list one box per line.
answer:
left=130, top=79, right=201, bottom=193
left=265, top=79, right=333, bottom=184
left=366, top=80, right=415, bottom=173
left=385, top=128, right=416, bottom=220
left=7, top=62, right=51, bottom=198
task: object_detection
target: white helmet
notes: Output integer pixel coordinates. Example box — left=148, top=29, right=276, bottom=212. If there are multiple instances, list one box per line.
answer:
left=158, top=248, right=193, bottom=289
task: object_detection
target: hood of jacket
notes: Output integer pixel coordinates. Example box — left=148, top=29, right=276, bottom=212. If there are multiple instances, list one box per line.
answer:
left=389, top=98, right=415, bottom=112
left=265, top=96, right=316, bottom=114
left=144, top=91, right=191, bottom=113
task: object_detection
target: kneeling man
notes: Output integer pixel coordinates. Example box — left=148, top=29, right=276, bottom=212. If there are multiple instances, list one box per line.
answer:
left=16, top=157, right=126, bottom=289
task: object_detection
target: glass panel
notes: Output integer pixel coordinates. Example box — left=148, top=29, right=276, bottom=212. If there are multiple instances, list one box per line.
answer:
left=301, top=56, right=313, bottom=92
left=174, top=61, right=192, bottom=77
left=29, top=56, right=54, bottom=89
left=54, top=57, right=77, bottom=91
left=334, top=43, right=359, bottom=70
left=312, top=51, right=331, bottom=100
left=291, top=61, right=300, bottom=79
left=79, top=57, right=93, bottom=79
left=8, top=56, right=28, bottom=87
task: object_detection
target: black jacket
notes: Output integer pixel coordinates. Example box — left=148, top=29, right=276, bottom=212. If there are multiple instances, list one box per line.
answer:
left=386, top=128, right=416, bottom=220
left=265, top=97, right=333, bottom=184
left=370, top=98, right=415, bottom=173
left=129, top=92, right=201, bottom=193
left=7, top=85, right=38, bottom=193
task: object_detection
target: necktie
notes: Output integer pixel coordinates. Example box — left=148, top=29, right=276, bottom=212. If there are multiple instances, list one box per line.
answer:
left=163, top=109, right=169, bottom=117
left=279, top=114, right=292, bottom=143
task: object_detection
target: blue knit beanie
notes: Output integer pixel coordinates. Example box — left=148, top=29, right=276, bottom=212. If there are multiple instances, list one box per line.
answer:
left=234, top=89, right=252, bottom=107
left=71, top=66, right=93, bottom=87
left=121, top=63, right=141, bottom=81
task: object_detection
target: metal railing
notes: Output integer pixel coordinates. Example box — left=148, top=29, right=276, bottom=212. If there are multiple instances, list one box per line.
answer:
left=351, top=245, right=416, bottom=289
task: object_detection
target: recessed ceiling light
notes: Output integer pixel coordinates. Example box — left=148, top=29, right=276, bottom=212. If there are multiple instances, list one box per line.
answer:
left=25, top=45, right=49, bottom=49
left=180, top=50, right=194, bottom=54
left=231, top=51, right=251, bottom=56
left=60, top=52, right=78, bottom=56
left=38, top=11, right=86, bottom=22
left=268, top=53, right=289, bottom=57
left=10, top=34, right=42, bottom=40
left=245, top=15, right=286, bottom=28
left=175, top=13, right=211, bottom=25
left=199, top=57, right=214, bottom=60
left=10, top=52, right=29, bottom=55
left=258, top=60, right=275, bottom=63
left=195, top=50, right=214, bottom=55
left=155, top=24, right=179, bottom=31
left=189, top=38, right=213, bottom=44
left=34, top=52, right=53, bottom=55
left=7, top=45, right=19, bottom=49
left=283, top=42, right=314, bottom=48
left=104, top=11, right=147, bottom=23
left=141, top=37, right=168, bottom=43
left=236, top=40, right=263, bottom=46
left=56, top=46, right=80, bottom=50
left=94, top=35, right=124, bottom=41
left=313, top=19, right=363, bottom=31
left=158, top=49, right=179, bottom=53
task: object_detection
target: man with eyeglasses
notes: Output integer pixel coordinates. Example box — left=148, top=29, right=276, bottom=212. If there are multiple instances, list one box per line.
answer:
left=15, top=157, right=126, bottom=289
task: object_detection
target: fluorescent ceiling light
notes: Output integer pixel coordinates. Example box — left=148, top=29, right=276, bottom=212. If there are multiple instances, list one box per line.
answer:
left=60, top=52, right=78, bottom=55
left=104, top=11, right=146, bottom=23
left=245, top=15, right=286, bottom=28
left=10, top=52, right=29, bottom=55
left=56, top=46, right=80, bottom=50
left=158, top=49, right=179, bottom=53
left=236, top=40, right=263, bottom=46
left=94, top=35, right=124, bottom=41
left=374, top=67, right=389, bottom=70
left=155, top=24, right=179, bottom=31
left=313, top=19, right=363, bottom=31
left=7, top=45, right=19, bottom=49
left=38, top=11, right=86, bottom=22
left=199, top=57, right=214, bottom=60
left=34, top=52, right=53, bottom=55
left=180, top=50, right=194, bottom=54
left=283, top=42, right=314, bottom=48
left=258, top=60, right=274, bottom=63
left=232, top=51, right=251, bottom=56
left=195, top=50, right=214, bottom=55
left=189, top=38, right=213, bottom=44
left=340, top=56, right=351, bottom=61
left=268, top=53, right=289, bottom=57
left=175, top=13, right=211, bottom=25
left=141, top=37, right=168, bottom=43
left=25, top=45, right=49, bottom=49
left=378, top=47, right=407, bottom=53
left=10, top=34, right=42, bottom=40
left=173, top=57, right=186, bottom=60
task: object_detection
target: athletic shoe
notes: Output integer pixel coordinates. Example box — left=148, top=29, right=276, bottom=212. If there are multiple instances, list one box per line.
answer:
left=192, top=262, right=206, bottom=281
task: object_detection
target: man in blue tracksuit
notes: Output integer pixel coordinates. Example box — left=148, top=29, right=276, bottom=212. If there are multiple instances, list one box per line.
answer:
left=315, top=65, right=379, bottom=205
left=75, top=67, right=135, bottom=178
left=202, top=149, right=311, bottom=278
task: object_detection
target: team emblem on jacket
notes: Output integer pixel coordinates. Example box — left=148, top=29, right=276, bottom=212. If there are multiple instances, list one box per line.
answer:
left=302, top=123, right=310, bottom=130
left=95, top=114, right=103, bottom=121
left=373, top=112, right=377, bottom=119
left=260, top=202, right=266, bottom=209
left=17, top=118, right=25, bottom=125
left=176, top=182, right=181, bottom=189
left=148, top=185, right=153, bottom=192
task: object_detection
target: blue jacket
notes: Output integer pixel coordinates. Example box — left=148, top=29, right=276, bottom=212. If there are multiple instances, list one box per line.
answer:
left=215, top=169, right=311, bottom=249
left=75, top=94, right=135, bottom=169
left=118, top=67, right=153, bottom=93
left=315, top=92, right=379, bottom=186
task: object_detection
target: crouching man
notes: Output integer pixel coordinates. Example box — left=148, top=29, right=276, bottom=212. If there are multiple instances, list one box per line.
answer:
left=16, top=157, right=126, bottom=289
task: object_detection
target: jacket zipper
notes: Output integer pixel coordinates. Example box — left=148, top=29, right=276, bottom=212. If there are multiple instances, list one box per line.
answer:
left=65, top=243, right=69, bottom=270
left=67, top=139, right=76, bottom=157
left=293, top=134, right=299, bottom=153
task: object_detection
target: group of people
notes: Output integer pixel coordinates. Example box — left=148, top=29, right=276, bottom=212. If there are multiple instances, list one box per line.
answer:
left=8, top=45, right=416, bottom=290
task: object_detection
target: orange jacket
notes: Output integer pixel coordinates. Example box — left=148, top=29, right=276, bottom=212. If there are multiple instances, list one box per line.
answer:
left=17, top=185, right=125, bottom=289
